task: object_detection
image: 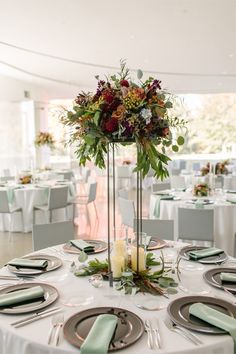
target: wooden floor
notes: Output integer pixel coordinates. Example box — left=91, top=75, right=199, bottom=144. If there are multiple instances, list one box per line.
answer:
left=0, top=177, right=150, bottom=267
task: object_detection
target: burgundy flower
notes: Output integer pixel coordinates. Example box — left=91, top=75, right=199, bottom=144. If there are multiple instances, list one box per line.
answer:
left=102, top=89, right=114, bottom=103
left=120, top=79, right=129, bottom=87
left=121, top=121, right=134, bottom=137
left=104, top=117, right=118, bottom=133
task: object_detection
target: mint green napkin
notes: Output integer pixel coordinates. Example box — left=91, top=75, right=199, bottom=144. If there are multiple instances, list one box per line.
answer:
left=7, top=187, right=16, bottom=204
left=0, top=285, right=44, bottom=307
left=227, top=200, right=236, bottom=204
left=220, top=273, right=236, bottom=282
left=153, top=195, right=174, bottom=218
left=80, top=314, right=118, bottom=354
left=189, top=303, right=236, bottom=353
left=8, top=258, right=48, bottom=269
left=188, top=247, right=223, bottom=260
left=70, top=240, right=94, bottom=253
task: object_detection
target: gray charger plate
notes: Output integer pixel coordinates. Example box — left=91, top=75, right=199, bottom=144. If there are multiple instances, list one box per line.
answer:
left=204, top=267, right=236, bottom=292
left=63, top=240, right=108, bottom=254
left=0, top=282, right=58, bottom=314
left=7, top=254, right=62, bottom=275
left=168, top=295, right=236, bottom=334
left=179, top=246, right=228, bottom=264
left=63, top=307, right=144, bottom=351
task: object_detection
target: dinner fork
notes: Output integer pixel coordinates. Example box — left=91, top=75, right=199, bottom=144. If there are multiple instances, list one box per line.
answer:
left=48, top=314, right=61, bottom=345
left=144, top=319, right=154, bottom=349
left=163, top=317, right=202, bottom=345
left=151, top=318, right=162, bottom=349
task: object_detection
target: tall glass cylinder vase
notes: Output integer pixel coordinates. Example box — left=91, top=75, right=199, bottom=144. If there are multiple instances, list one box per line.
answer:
left=36, top=145, right=51, bottom=169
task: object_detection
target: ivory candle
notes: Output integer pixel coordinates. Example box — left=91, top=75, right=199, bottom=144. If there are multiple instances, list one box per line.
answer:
left=111, top=255, right=125, bottom=278
left=113, top=240, right=126, bottom=257
left=131, top=247, right=146, bottom=272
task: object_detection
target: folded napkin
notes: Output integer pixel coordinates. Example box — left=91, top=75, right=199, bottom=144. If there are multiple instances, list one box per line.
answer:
left=188, top=247, right=223, bottom=260
left=153, top=195, right=174, bottom=218
left=141, top=235, right=152, bottom=248
left=0, top=285, right=44, bottom=308
left=189, top=303, right=236, bottom=353
left=226, top=200, right=236, bottom=204
left=8, top=258, right=48, bottom=269
left=70, top=240, right=94, bottom=253
left=220, top=273, right=236, bottom=282
left=80, top=314, right=118, bottom=354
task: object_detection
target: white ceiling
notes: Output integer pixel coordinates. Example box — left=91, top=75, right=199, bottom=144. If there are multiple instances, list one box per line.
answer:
left=0, top=0, right=236, bottom=98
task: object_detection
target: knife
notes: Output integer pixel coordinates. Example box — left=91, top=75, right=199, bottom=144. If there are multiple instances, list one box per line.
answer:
left=11, top=306, right=61, bottom=326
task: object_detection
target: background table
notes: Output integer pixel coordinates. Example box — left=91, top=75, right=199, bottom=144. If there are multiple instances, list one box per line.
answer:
left=0, top=242, right=234, bottom=354
left=149, top=193, right=236, bottom=256
left=0, top=182, right=75, bottom=232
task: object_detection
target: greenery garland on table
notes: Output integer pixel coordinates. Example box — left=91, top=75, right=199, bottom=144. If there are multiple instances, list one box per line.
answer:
left=61, top=61, right=186, bottom=179
left=74, top=252, right=181, bottom=296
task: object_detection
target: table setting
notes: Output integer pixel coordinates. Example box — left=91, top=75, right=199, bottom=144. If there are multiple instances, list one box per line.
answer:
left=0, top=238, right=236, bottom=354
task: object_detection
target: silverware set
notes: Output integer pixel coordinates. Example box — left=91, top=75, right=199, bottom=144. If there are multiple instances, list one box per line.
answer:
left=144, top=319, right=162, bottom=349
left=48, top=313, right=64, bottom=346
left=10, top=307, right=62, bottom=328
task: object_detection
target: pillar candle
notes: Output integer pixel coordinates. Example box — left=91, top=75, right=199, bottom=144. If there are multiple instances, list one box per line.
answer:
left=131, top=247, right=146, bottom=272
left=111, top=255, right=125, bottom=278
left=113, top=240, right=126, bottom=257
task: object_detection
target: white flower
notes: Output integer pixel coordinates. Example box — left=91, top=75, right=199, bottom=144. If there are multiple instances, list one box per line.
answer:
left=140, top=108, right=152, bottom=124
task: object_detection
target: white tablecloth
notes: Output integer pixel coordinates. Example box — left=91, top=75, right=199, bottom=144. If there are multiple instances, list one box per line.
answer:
left=149, top=193, right=236, bottom=256
left=0, top=183, right=75, bottom=233
left=0, top=243, right=234, bottom=354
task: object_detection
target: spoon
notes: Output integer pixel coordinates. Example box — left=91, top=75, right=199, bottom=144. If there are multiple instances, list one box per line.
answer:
left=48, top=314, right=61, bottom=345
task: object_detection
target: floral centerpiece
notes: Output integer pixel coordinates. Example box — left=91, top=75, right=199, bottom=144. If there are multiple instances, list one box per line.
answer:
left=215, top=160, right=229, bottom=175
left=19, top=174, right=32, bottom=184
left=201, top=162, right=210, bottom=176
left=193, top=183, right=210, bottom=197
left=34, top=132, right=55, bottom=148
left=61, top=61, right=186, bottom=179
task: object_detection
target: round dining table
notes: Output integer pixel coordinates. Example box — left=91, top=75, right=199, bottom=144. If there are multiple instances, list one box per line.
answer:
left=0, top=241, right=235, bottom=354
left=0, top=181, right=76, bottom=232
left=149, top=191, right=236, bottom=257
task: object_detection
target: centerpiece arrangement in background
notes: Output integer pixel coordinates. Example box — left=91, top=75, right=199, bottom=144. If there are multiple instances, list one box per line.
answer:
left=61, top=61, right=186, bottom=290
left=34, top=132, right=55, bottom=169
left=34, top=132, right=55, bottom=149
left=193, top=183, right=210, bottom=197
left=201, top=160, right=229, bottom=176
left=61, top=60, right=186, bottom=179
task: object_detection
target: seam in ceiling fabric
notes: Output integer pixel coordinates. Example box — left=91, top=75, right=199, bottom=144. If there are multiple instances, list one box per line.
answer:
left=0, top=40, right=236, bottom=78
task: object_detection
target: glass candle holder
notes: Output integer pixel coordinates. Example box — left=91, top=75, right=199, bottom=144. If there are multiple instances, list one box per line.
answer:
left=88, top=274, right=103, bottom=288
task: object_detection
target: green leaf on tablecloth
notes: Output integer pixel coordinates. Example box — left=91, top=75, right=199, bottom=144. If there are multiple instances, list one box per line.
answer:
left=166, top=287, right=178, bottom=295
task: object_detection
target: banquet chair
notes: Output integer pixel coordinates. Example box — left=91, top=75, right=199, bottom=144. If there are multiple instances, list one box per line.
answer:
left=0, top=176, right=15, bottom=182
left=73, top=182, right=98, bottom=228
left=170, top=176, right=186, bottom=190
left=32, top=220, right=74, bottom=251
left=118, top=197, right=136, bottom=229
left=118, top=188, right=129, bottom=199
left=33, top=186, right=70, bottom=224
left=0, top=190, right=23, bottom=232
left=57, top=171, right=75, bottom=181
left=116, top=166, right=132, bottom=189
left=133, top=218, right=174, bottom=240
left=151, top=182, right=171, bottom=193
left=178, top=208, right=214, bottom=244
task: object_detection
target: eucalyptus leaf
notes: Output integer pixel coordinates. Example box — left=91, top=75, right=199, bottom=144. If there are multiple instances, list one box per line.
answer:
left=137, top=69, right=143, bottom=80
left=166, top=287, right=178, bottom=295
left=177, top=136, right=185, bottom=145
left=172, top=145, right=179, bottom=152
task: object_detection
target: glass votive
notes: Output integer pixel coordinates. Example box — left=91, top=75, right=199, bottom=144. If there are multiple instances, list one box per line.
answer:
left=88, top=274, right=103, bottom=288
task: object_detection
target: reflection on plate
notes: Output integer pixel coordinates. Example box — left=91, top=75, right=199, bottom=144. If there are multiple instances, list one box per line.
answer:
left=63, top=307, right=144, bottom=351
left=63, top=240, right=108, bottom=254
left=168, top=295, right=236, bottom=334
left=179, top=246, right=228, bottom=264
left=204, top=267, right=236, bottom=292
left=0, top=282, right=58, bottom=314
left=7, top=254, right=62, bottom=275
